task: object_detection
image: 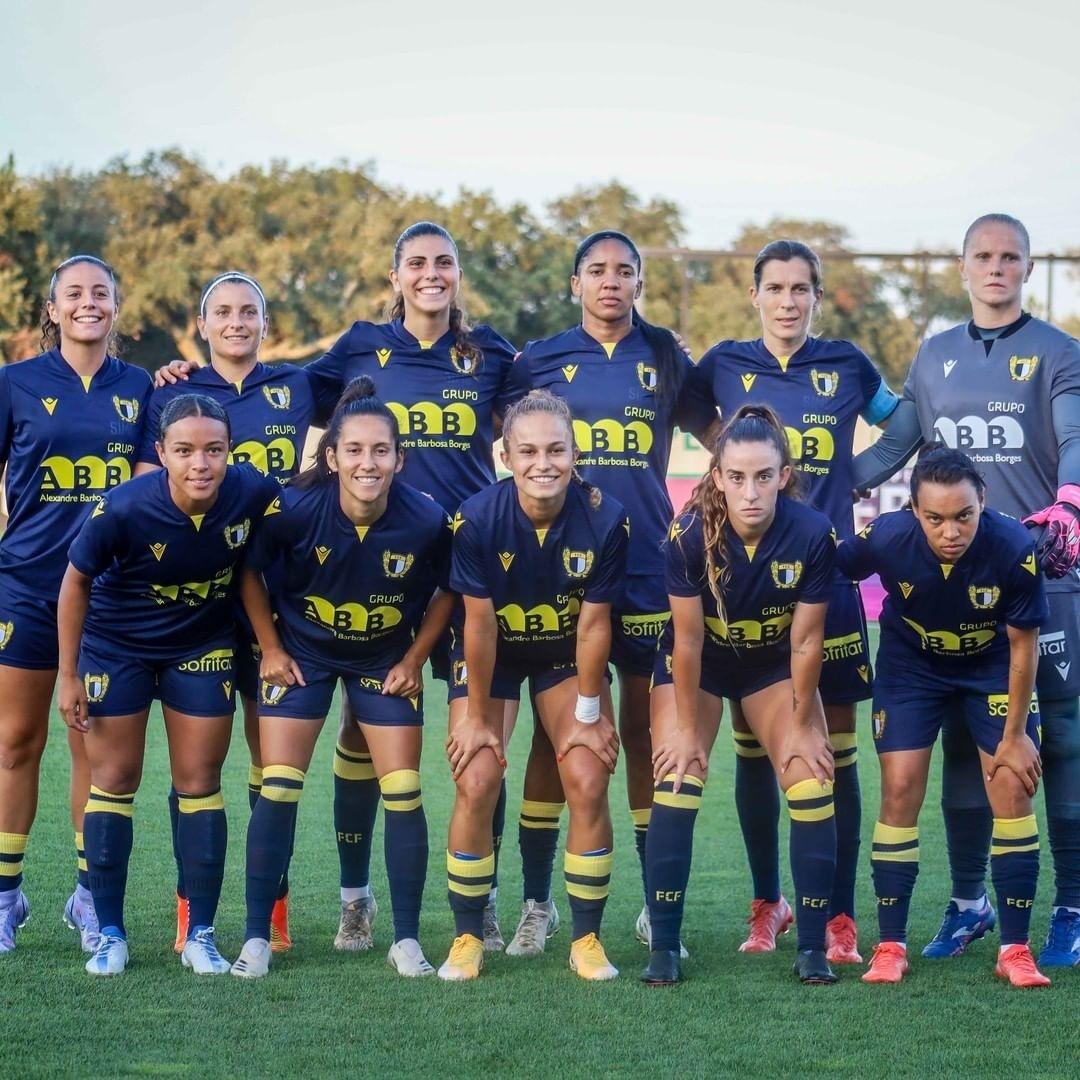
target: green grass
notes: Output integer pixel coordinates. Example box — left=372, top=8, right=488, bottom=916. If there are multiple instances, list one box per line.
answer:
left=3, top=626, right=1080, bottom=1078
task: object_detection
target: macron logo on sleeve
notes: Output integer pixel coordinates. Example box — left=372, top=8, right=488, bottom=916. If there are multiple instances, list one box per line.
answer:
left=943, top=360, right=957, bottom=378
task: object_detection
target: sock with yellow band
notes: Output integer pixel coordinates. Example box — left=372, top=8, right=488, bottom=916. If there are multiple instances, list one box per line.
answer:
left=829, top=732, right=861, bottom=919
left=518, top=799, right=564, bottom=903
left=245, top=766, right=304, bottom=941
left=0, top=832, right=28, bottom=893
left=74, top=830, right=89, bottom=890
left=734, top=731, right=781, bottom=903
left=84, top=787, right=135, bottom=934
left=870, top=822, right=919, bottom=942
left=992, top=815, right=1040, bottom=945
left=380, top=769, right=427, bottom=941
left=447, top=850, right=494, bottom=938
left=176, top=788, right=227, bottom=933
left=785, top=778, right=837, bottom=951
left=631, top=807, right=651, bottom=897
left=334, top=744, right=379, bottom=894
left=646, top=774, right=704, bottom=952
left=565, top=849, right=613, bottom=939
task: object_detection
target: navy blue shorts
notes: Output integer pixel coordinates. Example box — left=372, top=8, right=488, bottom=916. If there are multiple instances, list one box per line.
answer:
left=235, top=634, right=261, bottom=702
left=871, top=665, right=1041, bottom=755
left=258, top=663, right=423, bottom=726
left=0, top=582, right=58, bottom=670
left=79, top=639, right=237, bottom=718
left=651, top=643, right=789, bottom=702
left=819, top=580, right=873, bottom=705
left=610, top=574, right=670, bottom=678
left=446, top=647, right=578, bottom=703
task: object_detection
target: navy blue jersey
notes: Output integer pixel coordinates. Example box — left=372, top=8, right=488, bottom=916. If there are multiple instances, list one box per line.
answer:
left=836, top=507, right=1047, bottom=671
left=663, top=497, right=836, bottom=665
left=246, top=480, right=452, bottom=675
left=137, top=362, right=320, bottom=483
left=683, top=338, right=897, bottom=539
left=0, top=350, right=152, bottom=599
left=450, top=478, right=629, bottom=667
left=305, top=319, right=517, bottom=512
left=68, top=464, right=279, bottom=662
left=507, top=325, right=707, bottom=575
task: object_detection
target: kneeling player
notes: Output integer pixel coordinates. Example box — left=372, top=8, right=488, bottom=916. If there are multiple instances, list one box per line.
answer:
left=838, top=446, right=1050, bottom=987
left=647, top=404, right=837, bottom=986
left=230, top=378, right=454, bottom=979
left=57, top=395, right=278, bottom=975
left=441, top=389, right=628, bottom=981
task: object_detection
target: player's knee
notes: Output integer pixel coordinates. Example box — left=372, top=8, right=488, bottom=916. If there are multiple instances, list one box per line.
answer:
left=172, top=764, right=222, bottom=795
left=454, top=755, right=502, bottom=811
left=92, top=764, right=140, bottom=796
left=559, top=753, right=610, bottom=816
left=880, top=775, right=924, bottom=822
left=990, top=775, right=1033, bottom=820
left=0, top=722, right=47, bottom=771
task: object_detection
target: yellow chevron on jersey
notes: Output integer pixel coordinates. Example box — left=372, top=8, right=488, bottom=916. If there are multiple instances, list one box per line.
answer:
left=451, top=512, right=466, bottom=534
left=940, top=563, right=954, bottom=579
left=899, top=581, right=914, bottom=598
left=264, top=497, right=282, bottom=516
left=314, top=545, right=331, bottom=565
left=740, top=374, right=757, bottom=393
left=41, top=397, right=58, bottom=415
left=376, top=348, right=392, bottom=368
left=1021, top=552, right=1037, bottom=575
left=91, top=499, right=106, bottom=519
left=561, top=364, right=579, bottom=383
left=149, top=542, right=167, bottom=561
left=499, top=551, right=515, bottom=572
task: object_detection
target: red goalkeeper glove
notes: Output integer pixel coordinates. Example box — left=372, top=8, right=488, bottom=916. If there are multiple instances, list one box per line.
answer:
left=1024, top=484, right=1080, bottom=578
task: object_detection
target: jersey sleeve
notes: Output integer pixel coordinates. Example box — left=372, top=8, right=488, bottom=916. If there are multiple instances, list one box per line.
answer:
left=583, top=514, right=629, bottom=604
left=433, top=514, right=454, bottom=593
left=501, top=349, right=534, bottom=413
left=800, top=522, right=837, bottom=603
left=1049, top=336, right=1080, bottom=401
left=901, top=341, right=923, bottom=403
left=137, top=386, right=170, bottom=465
left=449, top=512, right=490, bottom=599
left=664, top=515, right=707, bottom=598
left=834, top=522, right=879, bottom=582
left=0, top=369, right=13, bottom=468
left=67, top=497, right=124, bottom=578
left=1001, top=542, right=1049, bottom=629
left=245, top=495, right=289, bottom=573
left=676, top=351, right=719, bottom=435
left=854, top=347, right=900, bottom=426
left=304, top=328, right=353, bottom=418
left=482, top=327, right=520, bottom=420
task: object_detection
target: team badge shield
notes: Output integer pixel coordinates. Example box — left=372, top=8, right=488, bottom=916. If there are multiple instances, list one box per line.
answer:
left=810, top=370, right=839, bottom=397
left=84, top=673, right=110, bottom=703
left=382, top=551, right=414, bottom=578
left=771, top=560, right=803, bottom=588
left=224, top=519, right=251, bottom=549
left=112, top=396, right=140, bottom=423
left=262, top=385, right=291, bottom=410
left=562, top=549, right=594, bottom=578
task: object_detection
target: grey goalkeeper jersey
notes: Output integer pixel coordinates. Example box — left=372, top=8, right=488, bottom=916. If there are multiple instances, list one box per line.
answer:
left=904, top=314, right=1080, bottom=522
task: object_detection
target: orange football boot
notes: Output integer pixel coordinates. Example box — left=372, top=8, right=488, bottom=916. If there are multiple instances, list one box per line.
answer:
left=826, top=914, right=863, bottom=964
left=739, top=897, right=794, bottom=953
left=861, top=941, right=910, bottom=983
left=995, top=944, right=1050, bottom=988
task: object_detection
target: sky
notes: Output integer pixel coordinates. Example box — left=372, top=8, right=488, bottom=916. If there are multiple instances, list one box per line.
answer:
left=5, top=0, right=1079, bottom=311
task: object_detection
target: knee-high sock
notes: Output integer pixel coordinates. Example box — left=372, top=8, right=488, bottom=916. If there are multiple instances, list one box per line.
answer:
left=247, top=765, right=290, bottom=904
left=519, top=799, right=563, bottom=903
left=74, top=830, right=88, bottom=891
left=245, top=766, right=304, bottom=941
left=176, top=789, right=227, bottom=933
left=491, top=778, right=507, bottom=895
left=565, top=849, right=613, bottom=940
left=646, top=774, right=704, bottom=952
left=83, top=787, right=135, bottom=934
left=447, top=850, right=494, bottom=939
left=334, top=744, right=379, bottom=890
left=631, top=807, right=651, bottom=898
left=733, top=731, right=781, bottom=903
left=870, top=822, right=919, bottom=943
left=786, top=779, right=837, bottom=951
left=168, top=786, right=185, bottom=899
left=380, top=770, right=427, bottom=942
left=992, top=815, right=1040, bottom=945
left=941, top=715, right=992, bottom=900
left=829, top=733, right=861, bottom=919
left=1040, top=698, right=1080, bottom=909
left=0, top=832, right=28, bottom=893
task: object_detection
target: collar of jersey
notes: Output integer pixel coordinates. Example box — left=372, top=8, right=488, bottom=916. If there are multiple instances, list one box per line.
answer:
left=155, top=466, right=227, bottom=523
left=388, top=318, right=453, bottom=352
left=47, top=347, right=115, bottom=385
left=200, top=361, right=271, bottom=389
left=510, top=480, right=571, bottom=536
left=722, top=492, right=786, bottom=552
left=965, top=311, right=1031, bottom=342
left=571, top=323, right=644, bottom=358
left=331, top=479, right=395, bottom=536
left=912, top=511, right=986, bottom=570
left=752, top=337, right=815, bottom=368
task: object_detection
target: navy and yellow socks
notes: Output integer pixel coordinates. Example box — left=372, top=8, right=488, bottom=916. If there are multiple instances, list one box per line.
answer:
left=74, top=830, right=88, bottom=891
left=334, top=744, right=379, bottom=896
left=447, top=850, right=494, bottom=938
left=785, top=779, right=836, bottom=951
left=565, top=849, right=613, bottom=939
left=631, top=807, right=651, bottom=897
left=380, top=770, right=427, bottom=942
left=646, top=774, right=704, bottom=952
left=491, top=778, right=506, bottom=897
left=870, top=822, right=919, bottom=942
left=991, top=815, right=1040, bottom=945
left=518, top=799, right=563, bottom=902
left=175, top=789, right=227, bottom=932
left=941, top=718, right=992, bottom=902
left=0, top=832, right=28, bottom=893
left=829, top=733, right=861, bottom=919
left=245, top=766, right=303, bottom=941
left=84, top=787, right=135, bottom=935
left=734, top=731, right=781, bottom=902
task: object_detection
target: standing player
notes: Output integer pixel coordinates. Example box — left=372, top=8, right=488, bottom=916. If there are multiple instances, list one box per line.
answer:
left=504, top=230, right=711, bottom=957
left=0, top=255, right=151, bottom=953
left=441, top=389, right=628, bottom=981
left=646, top=404, right=838, bottom=986
left=230, top=377, right=454, bottom=979
left=680, top=241, right=900, bottom=963
left=56, top=395, right=278, bottom=975
left=137, top=271, right=322, bottom=955
left=854, top=214, right=1080, bottom=965
left=838, top=447, right=1049, bottom=987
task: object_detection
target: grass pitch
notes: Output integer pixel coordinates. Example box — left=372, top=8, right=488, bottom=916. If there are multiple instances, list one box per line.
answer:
left=3, top=628, right=1080, bottom=1078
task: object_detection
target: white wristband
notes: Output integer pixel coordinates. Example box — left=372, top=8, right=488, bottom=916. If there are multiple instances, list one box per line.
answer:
left=575, top=694, right=601, bottom=724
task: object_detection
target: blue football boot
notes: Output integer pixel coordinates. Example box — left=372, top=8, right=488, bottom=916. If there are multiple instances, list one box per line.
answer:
left=922, top=899, right=996, bottom=958
left=1038, top=908, right=1080, bottom=967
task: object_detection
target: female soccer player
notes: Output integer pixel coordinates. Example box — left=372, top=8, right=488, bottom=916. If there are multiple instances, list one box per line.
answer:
left=0, top=255, right=151, bottom=953
left=441, top=389, right=628, bottom=981
left=680, top=240, right=900, bottom=963
left=838, top=446, right=1050, bottom=987
left=503, top=230, right=711, bottom=957
left=854, top=214, right=1080, bottom=967
left=56, top=394, right=278, bottom=975
left=645, top=403, right=838, bottom=986
left=137, top=271, right=323, bottom=954
left=230, top=377, right=454, bottom=979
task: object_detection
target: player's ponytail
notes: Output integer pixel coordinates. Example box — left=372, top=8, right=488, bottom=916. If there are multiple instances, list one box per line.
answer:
left=910, top=443, right=985, bottom=505
left=291, top=375, right=402, bottom=490
left=387, top=221, right=482, bottom=374
left=573, top=230, right=686, bottom=413
left=503, top=388, right=601, bottom=509
left=40, top=254, right=121, bottom=354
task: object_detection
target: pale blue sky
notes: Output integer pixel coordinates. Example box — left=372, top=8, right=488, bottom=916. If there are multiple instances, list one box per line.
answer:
left=5, top=0, right=1078, bottom=307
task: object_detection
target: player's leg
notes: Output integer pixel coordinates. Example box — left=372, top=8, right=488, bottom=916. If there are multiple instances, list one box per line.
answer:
left=64, top=727, right=98, bottom=952
left=483, top=697, right=519, bottom=953
left=742, top=678, right=837, bottom=984
left=640, top=678, right=722, bottom=985
left=536, top=673, right=619, bottom=981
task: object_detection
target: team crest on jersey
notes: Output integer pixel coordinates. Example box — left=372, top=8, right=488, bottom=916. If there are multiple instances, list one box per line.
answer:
left=262, top=385, right=291, bottom=410
left=382, top=551, right=414, bottom=578
left=0, top=621, right=13, bottom=650
left=261, top=682, right=288, bottom=706
left=561, top=364, right=579, bottom=383
left=499, top=551, right=515, bottom=572
left=315, top=545, right=331, bottom=566
left=376, top=348, right=392, bottom=368
left=872, top=708, right=887, bottom=740
left=112, top=396, right=140, bottom=423
left=84, top=673, right=110, bottom=703
left=149, top=542, right=167, bottom=561
left=740, top=374, right=757, bottom=393
left=452, top=660, right=468, bottom=686
left=636, top=363, right=658, bottom=392
left=563, top=549, right=594, bottom=578
left=450, top=348, right=476, bottom=375
left=969, top=585, right=1000, bottom=609
left=1009, top=355, right=1039, bottom=381
left=224, top=519, right=251, bottom=549
left=770, top=560, right=803, bottom=588
left=41, top=397, right=58, bottom=415
left=810, top=369, right=839, bottom=397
